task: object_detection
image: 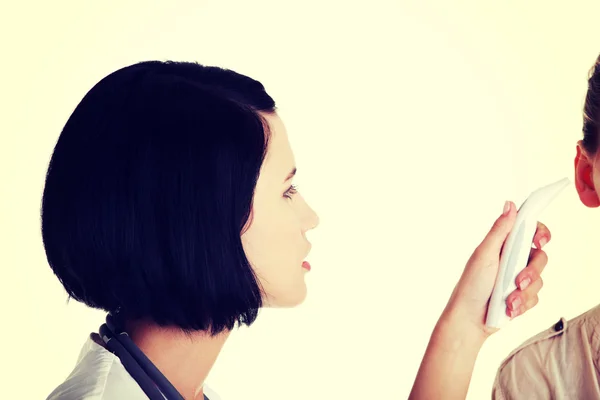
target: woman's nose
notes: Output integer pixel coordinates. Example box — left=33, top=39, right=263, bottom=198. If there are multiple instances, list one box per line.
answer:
left=304, top=205, right=319, bottom=231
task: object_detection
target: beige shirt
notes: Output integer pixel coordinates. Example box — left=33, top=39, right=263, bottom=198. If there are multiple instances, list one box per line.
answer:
left=492, top=303, right=600, bottom=399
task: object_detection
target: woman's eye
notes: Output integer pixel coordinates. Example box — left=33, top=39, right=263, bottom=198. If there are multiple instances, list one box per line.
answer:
left=284, top=184, right=298, bottom=199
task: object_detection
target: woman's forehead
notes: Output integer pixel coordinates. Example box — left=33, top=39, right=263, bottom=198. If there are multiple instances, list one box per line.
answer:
left=258, top=113, right=296, bottom=183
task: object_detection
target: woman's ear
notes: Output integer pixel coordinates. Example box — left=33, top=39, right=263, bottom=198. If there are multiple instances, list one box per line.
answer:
left=574, top=140, right=600, bottom=208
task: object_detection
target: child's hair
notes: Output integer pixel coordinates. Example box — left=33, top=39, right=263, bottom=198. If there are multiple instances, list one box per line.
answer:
left=583, top=54, right=600, bottom=154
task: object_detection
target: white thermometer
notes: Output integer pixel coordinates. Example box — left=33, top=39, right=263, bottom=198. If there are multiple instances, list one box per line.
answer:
left=485, top=177, right=571, bottom=329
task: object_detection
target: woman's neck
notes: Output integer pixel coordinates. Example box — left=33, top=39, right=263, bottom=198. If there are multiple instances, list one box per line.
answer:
left=125, top=320, right=230, bottom=399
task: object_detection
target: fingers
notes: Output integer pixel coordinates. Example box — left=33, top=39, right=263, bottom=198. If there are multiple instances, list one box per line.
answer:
left=476, top=201, right=517, bottom=257
left=475, top=202, right=550, bottom=260
left=519, top=248, right=548, bottom=289
left=505, top=248, right=548, bottom=318
left=532, top=221, right=552, bottom=249
left=506, top=278, right=542, bottom=318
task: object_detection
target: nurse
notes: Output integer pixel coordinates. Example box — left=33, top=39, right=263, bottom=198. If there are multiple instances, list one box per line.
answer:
left=42, top=60, right=550, bottom=399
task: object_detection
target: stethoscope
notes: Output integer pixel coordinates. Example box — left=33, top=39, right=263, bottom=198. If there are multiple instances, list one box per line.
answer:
left=98, top=311, right=209, bottom=400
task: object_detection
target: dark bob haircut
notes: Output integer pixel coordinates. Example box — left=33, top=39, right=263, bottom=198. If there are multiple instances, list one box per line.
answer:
left=41, top=60, right=276, bottom=335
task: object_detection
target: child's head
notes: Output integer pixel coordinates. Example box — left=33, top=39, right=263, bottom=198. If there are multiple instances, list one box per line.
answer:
left=575, top=53, right=600, bottom=208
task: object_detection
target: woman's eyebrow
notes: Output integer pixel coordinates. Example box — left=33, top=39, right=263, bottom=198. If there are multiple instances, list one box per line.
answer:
left=284, top=167, right=297, bottom=182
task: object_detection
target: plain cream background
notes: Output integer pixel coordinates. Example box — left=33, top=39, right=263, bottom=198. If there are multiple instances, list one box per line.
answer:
left=2, top=1, right=600, bottom=399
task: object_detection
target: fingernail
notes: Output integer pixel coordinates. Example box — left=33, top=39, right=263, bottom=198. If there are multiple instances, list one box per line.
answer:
left=539, top=237, right=548, bottom=248
left=519, top=277, right=531, bottom=290
left=503, top=201, right=511, bottom=215
left=511, top=306, right=523, bottom=318
left=511, top=297, right=521, bottom=310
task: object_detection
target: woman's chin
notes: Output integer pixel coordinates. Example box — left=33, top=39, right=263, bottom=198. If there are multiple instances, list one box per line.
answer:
left=262, top=287, right=308, bottom=309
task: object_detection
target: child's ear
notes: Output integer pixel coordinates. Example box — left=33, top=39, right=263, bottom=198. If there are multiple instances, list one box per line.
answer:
left=574, top=141, right=600, bottom=208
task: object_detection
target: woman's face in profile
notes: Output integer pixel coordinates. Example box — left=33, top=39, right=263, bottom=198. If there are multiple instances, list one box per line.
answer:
left=241, top=113, right=319, bottom=308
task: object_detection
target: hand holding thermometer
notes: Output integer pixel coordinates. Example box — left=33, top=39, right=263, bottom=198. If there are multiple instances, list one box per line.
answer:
left=485, top=177, right=571, bottom=329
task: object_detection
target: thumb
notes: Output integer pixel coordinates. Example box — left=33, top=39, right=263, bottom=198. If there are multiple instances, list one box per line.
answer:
left=477, top=201, right=517, bottom=256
